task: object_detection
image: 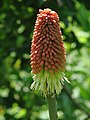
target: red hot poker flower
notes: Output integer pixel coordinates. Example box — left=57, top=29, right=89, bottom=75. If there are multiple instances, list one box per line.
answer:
left=30, top=8, right=66, bottom=96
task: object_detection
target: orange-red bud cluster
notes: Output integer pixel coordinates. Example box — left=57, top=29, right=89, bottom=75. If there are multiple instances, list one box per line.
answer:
left=31, top=8, right=66, bottom=74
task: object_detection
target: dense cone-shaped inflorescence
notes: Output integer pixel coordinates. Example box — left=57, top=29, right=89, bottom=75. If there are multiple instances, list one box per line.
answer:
left=30, top=8, right=66, bottom=96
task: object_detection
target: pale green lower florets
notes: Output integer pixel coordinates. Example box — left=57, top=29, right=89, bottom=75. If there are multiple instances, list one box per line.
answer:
left=31, top=70, right=67, bottom=97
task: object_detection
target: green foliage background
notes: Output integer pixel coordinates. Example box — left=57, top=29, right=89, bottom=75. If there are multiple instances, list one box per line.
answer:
left=0, top=0, right=90, bottom=120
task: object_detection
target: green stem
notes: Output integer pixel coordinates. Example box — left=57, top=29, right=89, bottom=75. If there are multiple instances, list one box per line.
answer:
left=47, top=96, right=58, bottom=120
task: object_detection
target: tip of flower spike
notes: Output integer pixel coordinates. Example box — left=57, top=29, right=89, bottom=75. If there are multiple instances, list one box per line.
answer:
left=39, top=8, right=58, bottom=18
left=39, top=8, right=51, bottom=14
left=43, top=8, right=51, bottom=13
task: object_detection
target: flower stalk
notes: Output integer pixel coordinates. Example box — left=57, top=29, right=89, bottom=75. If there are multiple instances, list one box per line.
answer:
left=47, top=95, right=58, bottom=120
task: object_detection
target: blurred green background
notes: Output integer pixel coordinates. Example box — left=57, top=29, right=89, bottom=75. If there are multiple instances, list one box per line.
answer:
left=0, top=0, right=90, bottom=120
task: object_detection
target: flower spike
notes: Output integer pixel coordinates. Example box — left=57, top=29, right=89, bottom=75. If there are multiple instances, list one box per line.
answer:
left=30, top=8, right=66, bottom=97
